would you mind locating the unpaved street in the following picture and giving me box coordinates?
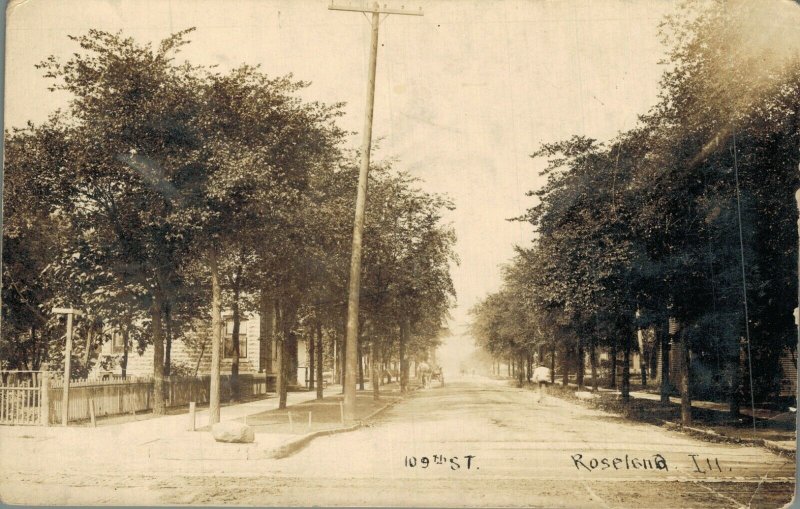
[2,377,795,507]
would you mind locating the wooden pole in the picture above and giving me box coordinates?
[329,0,423,423]
[189,401,196,431]
[62,312,74,426]
[341,5,379,423]
[40,370,50,426]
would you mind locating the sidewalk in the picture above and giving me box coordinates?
[553,379,792,419]
[1,381,415,468]
[545,380,796,453]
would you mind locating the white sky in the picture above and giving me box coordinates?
[5,0,675,361]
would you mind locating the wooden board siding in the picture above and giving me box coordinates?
[97,314,267,378]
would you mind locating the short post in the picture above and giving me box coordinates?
[308,411,312,430]
[288,411,294,432]
[40,370,50,427]
[188,402,196,431]
[339,401,344,424]
[89,399,97,427]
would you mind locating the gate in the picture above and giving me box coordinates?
[0,371,45,425]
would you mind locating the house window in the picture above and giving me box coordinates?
[111,332,125,354]
[224,320,248,358]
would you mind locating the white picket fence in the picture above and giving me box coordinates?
[46,373,273,425]
[0,371,44,425]
[0,371,275,426]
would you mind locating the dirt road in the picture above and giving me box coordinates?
[1,377,795,507]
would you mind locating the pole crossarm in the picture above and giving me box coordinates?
[51,307,83,316]
[328,2,423,16]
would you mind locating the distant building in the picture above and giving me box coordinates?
[93,311,310,387]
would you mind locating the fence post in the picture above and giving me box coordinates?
[40,370,50,427]
[89,399,97,427]
[189,402,196,431]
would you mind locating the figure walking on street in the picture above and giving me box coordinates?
[532,365,552,403]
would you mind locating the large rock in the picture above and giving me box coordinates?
[574,391,599,400]
[211,421,255,443]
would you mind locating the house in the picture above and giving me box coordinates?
[94,311,310,387]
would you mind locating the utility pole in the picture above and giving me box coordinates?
[329,1,422,421]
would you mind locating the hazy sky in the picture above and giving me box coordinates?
[6,0,676,365]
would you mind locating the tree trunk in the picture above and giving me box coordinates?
[276,302,287,409]
[259,292,275,387]
[576,341,585,389]
[526,353,532,382]
[561,345,569,386]
[288,325,299,385]
[308,323,316,391]
[164,303,172,377]
[340,314,347,392]
[609,340,617,389]
[729,339,742,418]
[151,295,166,416]
[121,325,129,379]
[679,330,692,425]
[590,338,598,392]
[276,328,286,409]
[281,303,299,407]
[333,335,339,385]
[230,274,242,402]
[649,332,659,384]
[357,338,364,390]
[84,322,94,367]
[660,323,671,405]
[30,327,39,371]
[622,336,631,403]
[638,328,647,388]
[399,320,408,392]
[208,251,223,425]
[371,341,380,400]
[550,343,556,384]
[316,317,324,400]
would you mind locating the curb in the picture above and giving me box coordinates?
[547,388,797,457]
[265,395,406,460]
[659,419,796,457]
[763,440,797,456]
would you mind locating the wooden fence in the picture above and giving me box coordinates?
[46,373,275,425]
[0,372,43,425]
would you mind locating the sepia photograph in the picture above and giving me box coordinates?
[0,0,798,507]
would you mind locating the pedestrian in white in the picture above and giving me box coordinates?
[531,365,552,403]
